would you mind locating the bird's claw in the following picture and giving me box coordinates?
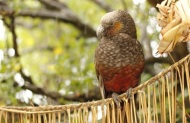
[112,93,122,108]
[126,87,132,99]
[112,88,133,107]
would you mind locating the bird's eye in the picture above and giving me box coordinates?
[110,22,114,26]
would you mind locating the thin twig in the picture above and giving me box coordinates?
[168,53,176,63]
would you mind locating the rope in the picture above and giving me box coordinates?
[0,54,189,114]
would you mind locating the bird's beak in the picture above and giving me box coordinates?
[96,25,104,39]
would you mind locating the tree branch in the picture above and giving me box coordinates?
[2,17,19,57]
[90,0,113,12]
[144,56,173,75]
[0,4,96,38]
[145,57,173,65]
[21,82,101,102]
[3,16,36,85]
[38,0,68,10]
[37,0,97,37]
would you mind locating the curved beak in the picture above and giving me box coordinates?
[96,25,104,39]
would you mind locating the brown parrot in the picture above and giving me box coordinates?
[95,10,145,105]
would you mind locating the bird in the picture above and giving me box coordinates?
[94,10,145,106]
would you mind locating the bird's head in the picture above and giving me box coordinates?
[97,10,137,39]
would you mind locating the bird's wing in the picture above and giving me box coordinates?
[95,61,106,99]
[120,32,145,76]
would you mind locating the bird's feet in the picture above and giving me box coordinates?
[126,87,132,99]
[112,88,133,107]
[112,93,122,108]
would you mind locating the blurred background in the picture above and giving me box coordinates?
[0,0,189,106]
